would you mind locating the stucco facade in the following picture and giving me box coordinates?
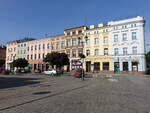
[84,24,112,72]
[5,16,146,73]
[6,41,17,70]
[64,26,87,71]
[110,16,146,73]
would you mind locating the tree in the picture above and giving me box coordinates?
[12,58,29,69]
[0,59,5,68]
[146,51,150,68]
[43,52,69,68]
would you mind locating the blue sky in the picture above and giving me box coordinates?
[0,0,150,51]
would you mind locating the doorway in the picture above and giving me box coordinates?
[86,61,91,72]
[123,62,128,71]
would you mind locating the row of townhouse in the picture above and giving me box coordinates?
[5,16,146,73]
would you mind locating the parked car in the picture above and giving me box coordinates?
[43,68,57,75]
[72,68,84,78]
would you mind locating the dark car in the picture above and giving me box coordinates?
[72,68,84,78]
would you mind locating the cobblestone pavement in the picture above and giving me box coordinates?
[0,74,150,113]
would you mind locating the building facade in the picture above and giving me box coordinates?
[6,41,17,70]
[64,26,87,71]
[27,35,65,71]
[84,23,112,72]
[16,42,28,59]
[110,16,146,73]
[5,16,146,73]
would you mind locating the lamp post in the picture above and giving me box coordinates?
[78,36,88,81]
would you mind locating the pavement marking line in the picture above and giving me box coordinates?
[0,84,90,111]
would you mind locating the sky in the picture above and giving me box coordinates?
[0,0,150,51]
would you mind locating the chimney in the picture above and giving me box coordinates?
[98,23,103,27]
[107,21,113,26]
[90,25,95,29]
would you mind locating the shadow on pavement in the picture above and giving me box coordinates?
[0,77,41,89]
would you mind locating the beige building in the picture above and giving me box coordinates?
[84,23,112,72]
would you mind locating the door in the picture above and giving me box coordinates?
[94,62,100,71]
[103,62,109,71]
[86,61,91,72]
[123,62,128,71]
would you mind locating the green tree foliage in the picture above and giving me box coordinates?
[146,51,150,68]
[12,58,29,68]
[43,52,69,68]
[0,59,5,67]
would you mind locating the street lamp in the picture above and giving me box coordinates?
[78,36,88,80]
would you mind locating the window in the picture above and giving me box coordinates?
[43,44,45,49]
[123,47,128,55]
[34,54,36,59]
[132,32,137,40]
[103,62,109,70]
[86,39,90,46]
[132,46,137,54]
[67,40,71,47]
[31,46,33,51]
[78,37,82,45]
[72,50,76,57]
[27,55,29,60]
[72,31,76,35]
[72,39,76,46]
[86,50,90,56]
[35,45,37,50]
[51,43,54,50]
[103,37,108,44]
[39,44,41,50]
[38,54,41,59]
[66,50,70,57]
[56,43,59,49]
[61,42,65,49]
[114,35,118,42]
[104,48,108,55]
[43,53,45,59]
[134,24,136,27]
[67,32,70,36]
[94,38,99,44]
[95,49,99,56]
[31,55,33,60]
[122,33,127,41]
[47,43,50,49]
[114,48,119,55]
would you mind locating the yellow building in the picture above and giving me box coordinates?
[84,23,112,72]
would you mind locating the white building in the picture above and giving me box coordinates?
[110,16,146,73]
